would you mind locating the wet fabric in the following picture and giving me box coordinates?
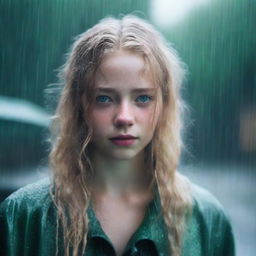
[0,178,235,256]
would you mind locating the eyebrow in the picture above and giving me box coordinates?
[94,88,157,93]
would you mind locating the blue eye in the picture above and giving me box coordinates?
[96,95,112,103]
[136,95,152,103]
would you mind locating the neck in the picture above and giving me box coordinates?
[90,151,152,195]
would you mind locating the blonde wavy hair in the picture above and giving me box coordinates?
[50,15,192,256]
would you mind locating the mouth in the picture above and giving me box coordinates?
[109,135,138,146]
[110,135,137,140]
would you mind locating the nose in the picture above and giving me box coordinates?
[114,101,134,128]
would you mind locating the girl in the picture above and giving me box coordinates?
[0,15,235,256]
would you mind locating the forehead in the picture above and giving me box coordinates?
[94,50,155,90]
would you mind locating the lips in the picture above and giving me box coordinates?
[109,135,138,146]
[110,135,137,140]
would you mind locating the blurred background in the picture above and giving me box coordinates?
[0,0,255,255]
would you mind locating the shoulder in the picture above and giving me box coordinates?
[187,183,235,256]
[190,183,232,229]
[0,178,59,255]
[0,178,52,215]
[191,183,225,215]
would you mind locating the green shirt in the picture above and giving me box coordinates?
[0,178,235,256]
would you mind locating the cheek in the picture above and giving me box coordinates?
[140,104,162,135]
[138,109,156,130]
[89,109,112,134]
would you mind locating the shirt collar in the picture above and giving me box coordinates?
[87,192,170,255]
[87,205,112,244]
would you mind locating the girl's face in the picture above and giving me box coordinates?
[88,50,161,160]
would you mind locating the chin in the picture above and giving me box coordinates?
[110,153,137,160]
[108,149,143,160]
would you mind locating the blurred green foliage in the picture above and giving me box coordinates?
[165,0,256,164]
[0,0,148,170]
[0,0,148,105]
[0,0,255,169]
